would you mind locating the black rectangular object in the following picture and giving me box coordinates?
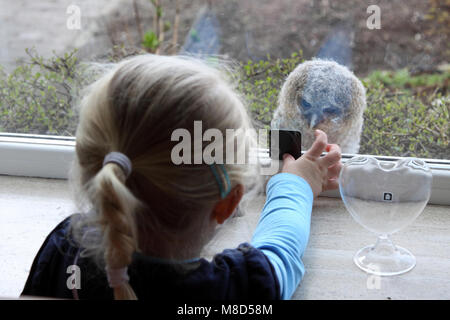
[269,129,302,160]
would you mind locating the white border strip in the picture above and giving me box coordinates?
[0,135,449,205]
[0,134,75,179]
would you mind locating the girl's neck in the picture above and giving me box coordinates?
[135,206,218,262]
[138,238,204,261]
[136,224,215,262]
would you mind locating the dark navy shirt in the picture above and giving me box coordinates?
[21,214,280,300]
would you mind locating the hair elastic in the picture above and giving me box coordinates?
[209,163,231,199]
[105,266,130,288]
[103,152,132,178]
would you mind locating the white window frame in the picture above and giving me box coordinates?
[0,133,75,179]
[1,133,449,205]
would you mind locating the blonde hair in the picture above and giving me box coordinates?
[69,55,260,300]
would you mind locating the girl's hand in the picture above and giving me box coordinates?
[281,129,342,198]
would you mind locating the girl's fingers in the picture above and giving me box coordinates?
[327,162,342,179]
[282,153,295,164]
[305,130,328,159]
[281,153,296,172]
[324,178,339,191]
[283,153,295,160]
[321,144,341,167]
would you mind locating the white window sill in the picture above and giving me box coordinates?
[1,175,449,299]
[1,133,449,205]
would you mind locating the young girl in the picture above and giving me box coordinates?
[21,55,341,300]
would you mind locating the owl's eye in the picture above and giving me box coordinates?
[300,98,312,110]
[323,106,342,116]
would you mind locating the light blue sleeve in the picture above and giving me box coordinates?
[251,172,314,300]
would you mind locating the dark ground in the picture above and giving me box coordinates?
[96,0,448,77]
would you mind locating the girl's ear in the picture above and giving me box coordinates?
[211,184,244,224]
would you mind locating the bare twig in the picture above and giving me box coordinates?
[155,0,164,54]
[158,1,165,53]
[149,0,163,54]
[412,122,441,136]
[152,0,158,33]
[133,0,143,41]
[418,140,429,155]
[171,0,180,55]
[123,16,134,48]
[380,132,409,136]
[103,17,119,47]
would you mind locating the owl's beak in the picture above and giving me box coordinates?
[308,113,320,129]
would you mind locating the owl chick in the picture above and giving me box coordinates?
[271,59,366,154]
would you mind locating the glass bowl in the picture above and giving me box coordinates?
[339,156,433,276]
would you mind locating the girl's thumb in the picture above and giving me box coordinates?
[282,153,295,163]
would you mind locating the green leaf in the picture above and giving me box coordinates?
[142,31,160,51]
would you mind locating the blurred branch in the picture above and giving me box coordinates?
[170,0,180,54]
[157,1,165,54]
[133,0,143,41]
[150,0,164,54]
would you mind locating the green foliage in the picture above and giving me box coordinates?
[365,68,450,90]
[0,49,447,159]
[164,21,172,32]
[142,30,160,52]
[236,51,304,129]
[140,0,172,54]
[360,79,449,159]
[237,52,448,159]
[0,48,97,135]
[190,29,200,42]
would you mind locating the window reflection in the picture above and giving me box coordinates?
[0,0,447,160]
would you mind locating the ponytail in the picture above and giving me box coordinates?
[90,162,140,300]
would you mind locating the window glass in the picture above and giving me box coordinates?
[0,0,448,160]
